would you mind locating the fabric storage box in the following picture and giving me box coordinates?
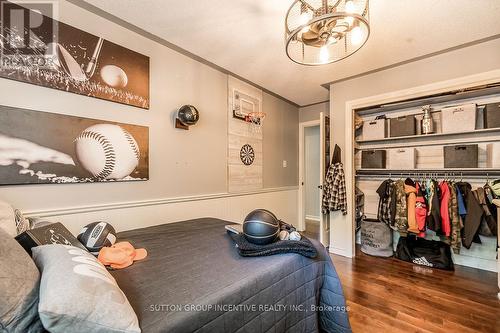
[15,222,87,255]
[389,116,416,137]
[361,150,386,169]
[388,148,416,169]
[360,218,393,257]
[484,103,500,129]
[487,143,500,168]
[441,103,476,133]
[361,119,386,141]
[443,144,478,168]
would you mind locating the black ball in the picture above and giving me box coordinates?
[243,209,280,245]
[177,105,200,126]
[77,221,117,254]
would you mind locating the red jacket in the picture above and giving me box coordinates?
[439,182,451,237]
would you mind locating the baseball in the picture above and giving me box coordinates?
[100,65,128,88]
[289,231,301,241]
[74,124,140,180]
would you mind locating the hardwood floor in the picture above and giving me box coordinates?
[330,247,500,333]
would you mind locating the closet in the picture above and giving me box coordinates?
[353,83,500,277]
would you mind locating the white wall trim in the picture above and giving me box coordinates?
[23,186,298,218]
[341,69,500,259]
[329,245,354,258]
[298,120,321,231]
[305,215,320,222]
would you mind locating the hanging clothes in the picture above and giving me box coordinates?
[376,180,393,225]
[474,187,497,237]
[439,182,451,237]
[448,182,461,254]
[456,182,484,249]
[415,182,428,233]
[426,180,442,233]
[394,180,408,234]
[404,179,419,234]
[322,162,347,215]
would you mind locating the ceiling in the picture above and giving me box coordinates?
[82,0,500,106]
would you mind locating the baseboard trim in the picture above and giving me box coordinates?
[24,186,298,218]
[305,215,320,222]
[329,246,354,258]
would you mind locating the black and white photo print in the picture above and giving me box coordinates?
[0,0,150,108]
[0,105,149,185]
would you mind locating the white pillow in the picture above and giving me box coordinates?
[0,200,16,237]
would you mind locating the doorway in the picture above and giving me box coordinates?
[304,125,320,240]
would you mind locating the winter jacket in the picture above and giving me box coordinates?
[474,187,497,237]
[394,180,408,234]
[456,182,484,249]
[426,180,442,233]
[448,182,461,254]
[376,180,393,225]
[404,183,418,234]
[439,182,451,237]
[415,182,427,233]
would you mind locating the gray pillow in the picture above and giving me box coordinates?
[0,228,44,332]
[32,244,140,333]
[0,200,16,237]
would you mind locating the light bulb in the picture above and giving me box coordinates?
[345,1,356,14]
[351,26,363,45]
[319,45,329,63]
[298,11,312,25]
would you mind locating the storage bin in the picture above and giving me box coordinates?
[443,144,478,168]
[361,119,386,141]
[360,218,393,257]
[389,116,416,137]
[484,103,500,129]
[388,148,416,169]
[487,143,500,168]
[361,150,386,169]
[441,103,476,133]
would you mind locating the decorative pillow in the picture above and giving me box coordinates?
[0,199,16,237]
[0,228,44,332]
[32,245,141,333]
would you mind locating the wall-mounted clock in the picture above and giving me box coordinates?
[240,144,255,166]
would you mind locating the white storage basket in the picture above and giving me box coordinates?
[388,148,416,169]
[441,103,476,133]
[487,143,500,168]
[361,119,386,141]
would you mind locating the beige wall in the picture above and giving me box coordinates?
[299,101,329,123]
[0,1,299,218]
[328,38,500,256]
[263,93,299,188]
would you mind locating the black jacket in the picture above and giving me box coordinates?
[456,182,484,249]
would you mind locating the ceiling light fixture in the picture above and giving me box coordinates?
[285,0,370,66]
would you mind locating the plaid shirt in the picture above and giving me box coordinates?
[322,162,347,215]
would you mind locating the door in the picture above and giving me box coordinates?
[319,112,330,246]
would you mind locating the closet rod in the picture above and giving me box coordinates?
[356,169,500,178]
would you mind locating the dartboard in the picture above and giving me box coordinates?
[240,144,255,165]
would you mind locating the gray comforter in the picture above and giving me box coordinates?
[110,218,351,333]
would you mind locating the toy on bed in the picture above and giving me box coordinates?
[98,241,147,269]
[227,209,317,258]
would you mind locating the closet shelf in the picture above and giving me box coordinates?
[356,168,500,177]
[356,127,500,145]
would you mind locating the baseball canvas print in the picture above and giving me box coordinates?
[0,0,150,108]
[0,105,149,185]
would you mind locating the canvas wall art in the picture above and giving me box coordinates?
[0,0,150,108]
[0,105,149,185]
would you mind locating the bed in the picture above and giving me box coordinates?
[110,218,351,333]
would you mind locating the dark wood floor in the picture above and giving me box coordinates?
[330,248,500,333]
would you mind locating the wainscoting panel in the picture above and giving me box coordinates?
[24,187,298,235]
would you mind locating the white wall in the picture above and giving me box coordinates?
[304,126,320,219]
[0,0,299,232]
[329,38,500,257]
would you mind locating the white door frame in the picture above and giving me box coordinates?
[298,119,320,232]
[341,69,500,262]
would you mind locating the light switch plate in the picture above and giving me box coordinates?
[282,160,287,168]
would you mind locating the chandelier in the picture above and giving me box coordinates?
[285,0,370,65]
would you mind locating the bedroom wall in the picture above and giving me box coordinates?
[299,101,329,123]
[328,38,500,257]
[0,0,299,230]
